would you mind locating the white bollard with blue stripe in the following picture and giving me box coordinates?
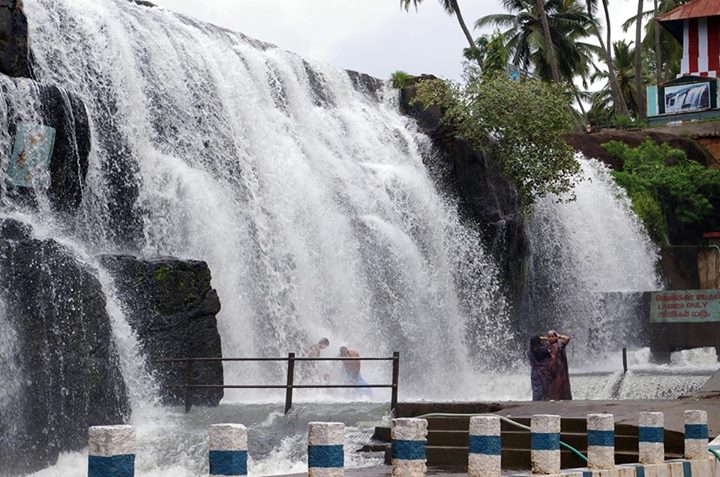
[308,422,344,477]
[209,424,247,476]
[88,425,136,477]
[468,416,501,477]
[684,410,708,460]
[587,413,614,470]
[638,411,664,464]
[391,418,428,476]
[531,414,560,475]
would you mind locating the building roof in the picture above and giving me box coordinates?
[657,0,720,42]
[657,0,720,22]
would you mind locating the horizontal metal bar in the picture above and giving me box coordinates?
[152,356,394,363]
[168,384,395,389]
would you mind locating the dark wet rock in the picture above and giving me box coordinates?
[129,0,156,7]
[1,76,91,214]
[346,70,384,100]
[0,218,130,476]
[100,255,224,406]
[0,0,33,79]
[303,60,334,107]
[398,77,528,314]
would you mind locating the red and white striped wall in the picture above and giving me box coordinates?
[681,16,720,78]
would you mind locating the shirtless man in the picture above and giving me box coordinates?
[308,338,329,358]
[339,346,372,397]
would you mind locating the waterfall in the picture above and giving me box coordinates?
[20,0,511,400]
[525,158,663,360]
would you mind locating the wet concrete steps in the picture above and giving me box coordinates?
[391,415,685,470]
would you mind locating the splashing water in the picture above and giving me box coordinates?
[21,0,511,400]
[524,158,662,358]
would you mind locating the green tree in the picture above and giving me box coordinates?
[413,75,581,205]
[605,140,720,244]
[590,40,642,117]
[535,0,561,81]
[584,0,630,115]
[401,0,481,66]
[475,32,510,76]
[476,0,598,85]
[634,0,646,119]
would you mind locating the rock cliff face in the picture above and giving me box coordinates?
[100,255,224,406]
[398,80,529,312]
[0,218,130,476]
[2,76,92,213]
[0,0,33,78]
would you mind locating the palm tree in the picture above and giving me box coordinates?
[477,0,598,84]
[535,0,561,81]
[590,40,642,115]
[635,0,647,119]
[401,0,481,66]
[624,0,690,85]
[585,0,630,115]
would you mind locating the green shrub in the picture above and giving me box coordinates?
[604,140,720,244]
[413,74,579,206]
[390,71,414,89]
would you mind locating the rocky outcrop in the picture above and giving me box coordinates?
[398,78,528,309]
[100,255,224,406]
[564,129,714,169]
[0,218,130,476]
[2,75,92,214]
[0,0,33,78]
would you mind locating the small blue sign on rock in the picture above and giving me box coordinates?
[7,122,56,189]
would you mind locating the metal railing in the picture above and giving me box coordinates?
[153,352,400,414]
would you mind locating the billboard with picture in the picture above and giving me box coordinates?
[664,82,711,114]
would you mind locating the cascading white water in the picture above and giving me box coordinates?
[526,158,663,359]
[21,0,511,400]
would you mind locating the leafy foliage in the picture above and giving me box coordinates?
[414,75,581,206]
[473,32,510,77]
[605,140,720,244]
[391,71,414,89]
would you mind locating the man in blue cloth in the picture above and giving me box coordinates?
[339,346,372,398]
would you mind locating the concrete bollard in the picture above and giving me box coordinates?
[684,410,709,460]
[638,411,664,464]
[209,424,248,476]
[531,415,561,475]
[308,422,344,477]
[391,418,428,477]
[88,425,136,477]
[468,416,501,477]
[587,414,615,470]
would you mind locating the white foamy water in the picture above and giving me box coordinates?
[525,158,663,358]
[21,0,511,402]
[0,0,685,474]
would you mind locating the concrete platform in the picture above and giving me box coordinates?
[397,394,720,436]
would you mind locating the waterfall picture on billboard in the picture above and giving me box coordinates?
[664,82,711,114]
[6,122,56,189]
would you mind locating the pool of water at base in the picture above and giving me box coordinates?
[30,402,389,477]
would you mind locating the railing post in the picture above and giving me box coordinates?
[185,359,193,413]
[391,351,400,412]
[285,352,295,415]
[622,347,628,374]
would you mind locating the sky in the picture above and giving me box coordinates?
[149,0,644,83]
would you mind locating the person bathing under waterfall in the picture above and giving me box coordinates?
[339,346,372,398]
[528,331,572,401]
[303,337,330,383]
